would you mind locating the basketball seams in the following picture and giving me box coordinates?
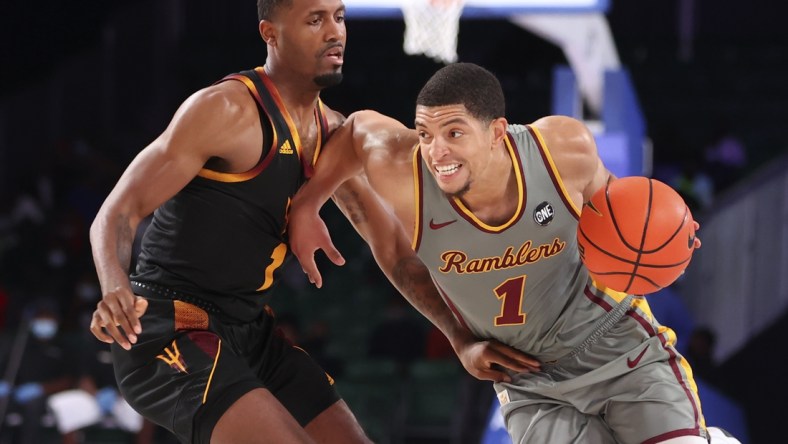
[577,177,696,295]
[605,180,645,254]
[578,226,693,269]
[622,179,654,292]
[640,206,690,254]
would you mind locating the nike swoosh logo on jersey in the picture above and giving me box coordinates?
[429,219,457,230]
[626,347,649,368]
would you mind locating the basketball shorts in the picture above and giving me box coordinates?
[111,286,340,444]
[494,310,708,443]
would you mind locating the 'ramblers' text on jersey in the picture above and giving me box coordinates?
[132,67,330,322]
[412,124,631,362]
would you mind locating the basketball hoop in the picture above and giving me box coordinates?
[401,0,465,64]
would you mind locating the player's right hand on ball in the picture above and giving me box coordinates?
[90,286,148,350]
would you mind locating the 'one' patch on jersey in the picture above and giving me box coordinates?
[533,201,555,226]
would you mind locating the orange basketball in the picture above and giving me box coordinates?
[577,177,696,295]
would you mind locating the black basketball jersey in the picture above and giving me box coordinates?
[131,67,331,322]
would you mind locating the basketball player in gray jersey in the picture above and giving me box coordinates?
[289,63,740,443]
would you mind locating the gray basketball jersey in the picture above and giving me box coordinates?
[413,124,632,362]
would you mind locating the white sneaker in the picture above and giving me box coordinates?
[708,427,742,444]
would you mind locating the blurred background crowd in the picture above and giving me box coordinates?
[0,0,786,443]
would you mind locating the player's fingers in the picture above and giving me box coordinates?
[132,297,148,334]
[96,304,132,350]
[302,259,323,289]
[475,367,511,383]
[302,259,323,288]
[119,294,143,336]
[134,296,149,317]
[489,341,541,370]
[90,312,115,344]
[487,350,538,374]
[105,297,138,345]
[322,241,346,267]
[693,220,700,231]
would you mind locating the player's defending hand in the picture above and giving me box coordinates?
[288,195,345,288]
[455,338,541,383]
[90,286,148,350]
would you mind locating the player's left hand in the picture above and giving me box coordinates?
[455,339,540,383]
[288,195,345,288]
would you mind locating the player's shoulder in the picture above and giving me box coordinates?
[530,115,596,156]
[350,109,406,129]
[351,110,415,144]
[181,81,258,124]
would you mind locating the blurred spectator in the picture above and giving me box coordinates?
[669,155,715,214]
[704,120,748,192]
[62,271,103,333]
[45,336,156,444]
[367,292,426,373]
[0,302,75,444]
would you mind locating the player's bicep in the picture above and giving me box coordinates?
[108,139,208,221]
[101,89,240,222]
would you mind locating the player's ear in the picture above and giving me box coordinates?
[490,117,508,147]
[259,20,277,46]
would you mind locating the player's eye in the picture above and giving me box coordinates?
[449,130,463,138]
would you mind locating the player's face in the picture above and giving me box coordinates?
[267,0,346,87]
[415,104,496,198]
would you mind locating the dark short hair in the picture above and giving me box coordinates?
[258,0,292,21]
[416,63,505,123]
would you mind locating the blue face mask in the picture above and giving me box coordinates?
[30,318,58,340]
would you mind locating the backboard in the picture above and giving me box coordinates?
[343,0,610,18]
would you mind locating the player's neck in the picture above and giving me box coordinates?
[457,148,518,225]
[264,65,322,121]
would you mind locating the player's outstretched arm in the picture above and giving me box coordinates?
[90,82,256,349]
[289,110,412,286]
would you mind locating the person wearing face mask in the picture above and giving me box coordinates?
[0,303,76,444]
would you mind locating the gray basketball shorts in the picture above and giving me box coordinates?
[493,313,708,444]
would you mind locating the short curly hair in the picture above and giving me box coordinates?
[416,63,505,123]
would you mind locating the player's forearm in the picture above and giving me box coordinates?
[298,118,365,207]
[89,208,137,294]
[379,245,472,351]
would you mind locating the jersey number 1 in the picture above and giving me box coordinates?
[494,275,527,326]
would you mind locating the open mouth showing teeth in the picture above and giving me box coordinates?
[326,48,343,59]
[435,164,461,175]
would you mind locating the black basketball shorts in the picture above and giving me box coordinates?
[111,294,340,444]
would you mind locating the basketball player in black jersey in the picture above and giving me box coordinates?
[88,1,537,443]
[87,0,366,442]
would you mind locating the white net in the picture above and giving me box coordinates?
[401,0,466,64]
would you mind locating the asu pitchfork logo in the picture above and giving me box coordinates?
[157,340,188,373]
